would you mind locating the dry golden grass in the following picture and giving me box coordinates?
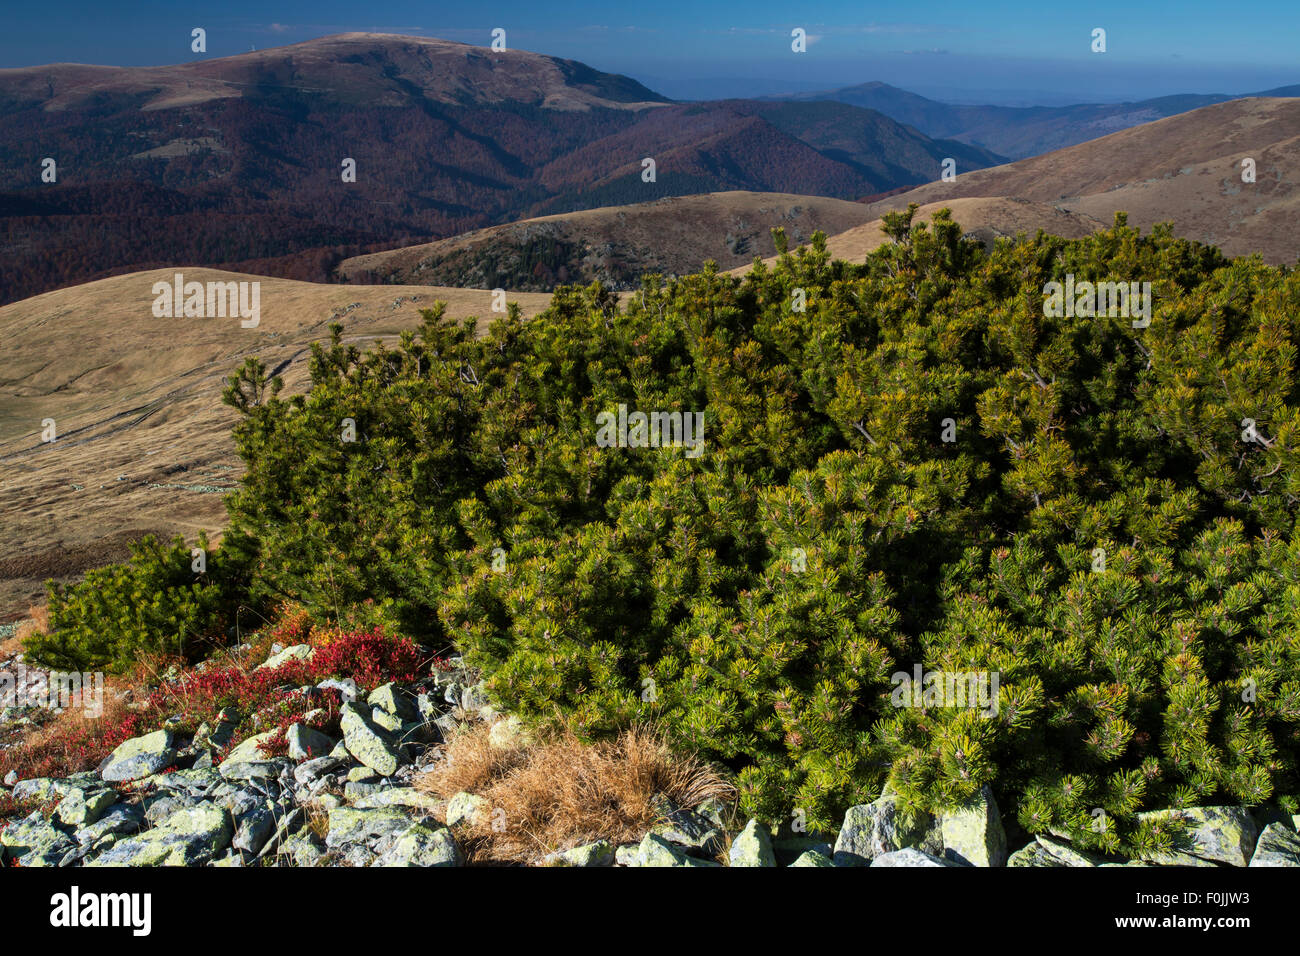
[418,723,736,864]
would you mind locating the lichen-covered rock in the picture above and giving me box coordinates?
[351,788,442,815]
[832,793,928,866]
[445,791,490,828]
[650,798,722,856]
[790,850,835,867]
[1248,823,1300,867]
[371,708,404,733]
[939,785,1007,867]
[100,730,176,783]
[0,811,76,866]
[286,723,336,761]
[280,829,326,867]
[12,776,75,803]
[87,803,233,867]
[367,683,416,720]
[55,787,117,827]
[75,804,145,846]
[1137,806,1260,866]
[634,832,721,867]
[728,819,776,867]
[374,823,462,867]
[325,806,416,849]
[543,839,616,867]
[1008,835,1100,867]
[258,643,313,670]
[872,848,960,867]
[340,702,404,777]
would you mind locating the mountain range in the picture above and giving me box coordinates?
[771,80,1300,159]
[0,33,1000,305]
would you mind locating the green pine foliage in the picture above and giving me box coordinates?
[47,206,1300,855]
[28,532,250,672]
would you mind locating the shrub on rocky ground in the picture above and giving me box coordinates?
[25,209,1300,857]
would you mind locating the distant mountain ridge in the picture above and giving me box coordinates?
[0,33,1001,305]
[771,80,1300,159]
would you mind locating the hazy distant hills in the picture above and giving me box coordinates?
[860,97,1300,265]
[0,32,1000,305]
[773,80,1300,159]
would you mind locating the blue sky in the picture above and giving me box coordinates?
[3,1,1297,104]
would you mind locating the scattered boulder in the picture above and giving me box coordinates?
[374,823,462,867]
[259,644,313,670]
[0,811,77,866]
[872,848,960,867]
[100,730,176,783]
[832,793,928,866]
[445,791,490,828]
[87,803,233,867]
[543,839,616,867]
[728,819,776,867]
[368,683,416,721]
[287,723,336,761]
[650,797,722,856]
[939,785,1007,867]
[325,806,416,850]
[1137,806,1260,867]
[633,832,721,867]
[789,850,835,867]
[1248,823,1300,867]
[340,702,405,776]
[55,787,117,827]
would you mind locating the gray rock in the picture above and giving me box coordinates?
[1137,806,1260,867]
[634,832,721,867]
[340,702,404,776]
[543,839,616,867]
[351,788,442,815]
[367,683,416,720]
[145,792,200,826]
[325,806,420,850]
[650,798,722,856]
[939,785,1007,867]
[100,730,177,783]
[872,848,960,867]
[445,791,490,828]
[0,811,76,866]
[12,776,74,802]
[317,677,357,702]
[151,767,221,797]
[258,644,313,670]
[728,819,776,867]
[87,803,233,867]
[1249,823,1300,867]
[790,850,836,867]
[279,829,326,867]
[286,723,336,761]
[833,793,928,866]
[76,804,145,846]
[374,823,462,867]
[55,787,117,827]
[344,781,386,801]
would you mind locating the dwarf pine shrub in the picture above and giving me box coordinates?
[27,532,252,673]
[46,207,1300,855]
